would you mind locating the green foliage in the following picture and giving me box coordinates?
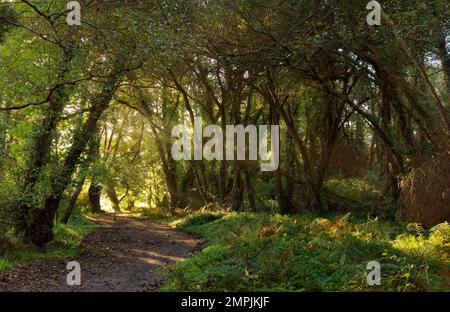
[0,209,96,272]
[162,213,449,291]
[0,5,17,43]
[171,212,224,228]
[324,177,395,217]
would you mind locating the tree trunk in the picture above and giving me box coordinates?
[429,3,450,95]
[15,51,74,236]
[243,168,256,212]
[229,163,243,211]
[151,127,181,209]
[278,107,324,211]
[378,71,402,203]
[105,181,120,213]
[23,77,118,246]
[383,13,450,136]
[88,182,102,213]
[61,176,86,224]
[87,127,102,214]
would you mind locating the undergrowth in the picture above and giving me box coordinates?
[162,212,449,292]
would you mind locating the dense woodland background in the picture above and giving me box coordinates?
[0,0,449,291]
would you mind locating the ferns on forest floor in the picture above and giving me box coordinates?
[161,212,450,292]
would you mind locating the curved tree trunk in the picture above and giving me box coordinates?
[15,51,74,238]
[61,176,86,224]
[24,77,118,246]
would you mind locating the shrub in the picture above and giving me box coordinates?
[398,152,450,227]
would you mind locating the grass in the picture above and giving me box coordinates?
[161,212,450,292]
[0,209,97,272]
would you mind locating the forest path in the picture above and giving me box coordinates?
[0,214,205,292]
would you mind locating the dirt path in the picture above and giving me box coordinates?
[0,214,205,292]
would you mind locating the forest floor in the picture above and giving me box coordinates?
[161,212,449,291]
[0,214,205,292]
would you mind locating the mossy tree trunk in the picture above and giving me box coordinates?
[24,78,118,246]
